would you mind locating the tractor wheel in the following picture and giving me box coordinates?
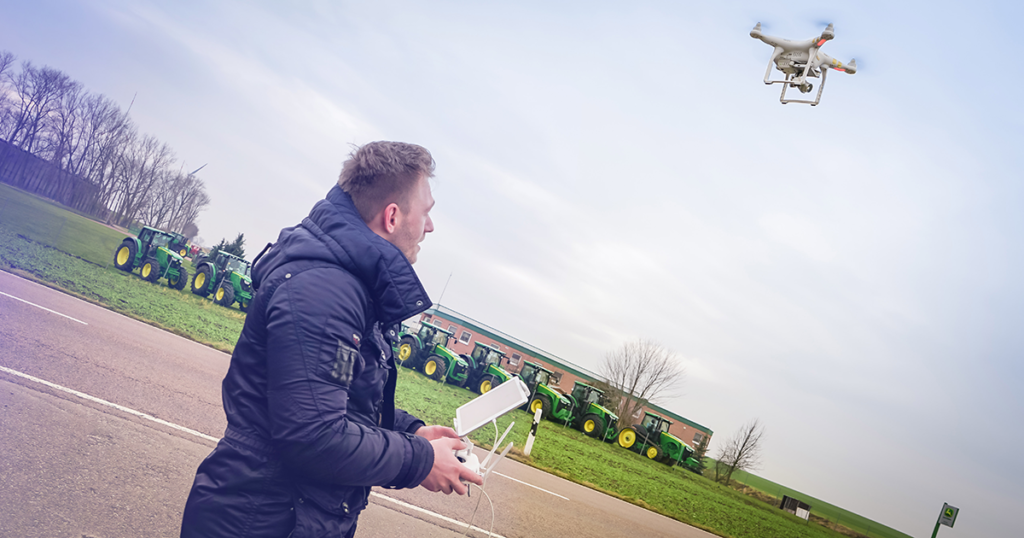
[397,336,420,369]
[113,241,137,272]
[215,283,236,307]
[179,247,188,257]
[239,298,249,313]
[646,444,664,462]
[140,259,161,282]
[422,355,447,381]
[603,422,618,442]
[581,414,606,439]
[528,395,551,420]
[617,427,637,449]
[169,268,189,290]
[477,375,498,394]
[192,266,212,297]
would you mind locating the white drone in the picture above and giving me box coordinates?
[750,22,857,105]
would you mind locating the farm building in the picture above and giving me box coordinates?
[411,305,713,447]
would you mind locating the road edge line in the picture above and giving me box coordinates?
[0,365,219,443]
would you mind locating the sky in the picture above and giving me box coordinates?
[2,1,1022,536]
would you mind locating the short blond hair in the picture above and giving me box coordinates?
[337,141,435,222]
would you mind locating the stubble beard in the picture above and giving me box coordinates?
[396,224,422,264]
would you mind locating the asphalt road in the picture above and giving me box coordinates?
[0,270,716,538]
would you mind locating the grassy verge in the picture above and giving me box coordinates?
[0,182,129,267]
[704,459,909,538]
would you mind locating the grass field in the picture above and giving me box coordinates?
[0,183,128,267]
[707,462,911,538]
[0,181,909,538]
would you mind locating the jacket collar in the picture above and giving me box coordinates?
[301,186,432,325]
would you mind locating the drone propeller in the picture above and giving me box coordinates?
[814,23,835,46]
[837,58,857,74]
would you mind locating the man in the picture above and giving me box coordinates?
[181,141,482,538]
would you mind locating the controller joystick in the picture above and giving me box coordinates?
[454,436,483,490]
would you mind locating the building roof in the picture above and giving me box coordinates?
[423,305,713,435]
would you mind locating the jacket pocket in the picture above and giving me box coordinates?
[290,484,367,538]
[328,339,357,387]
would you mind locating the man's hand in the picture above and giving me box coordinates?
[414,425,459,442]
[419,437,484,495]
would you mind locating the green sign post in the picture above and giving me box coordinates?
[930,502,959,538]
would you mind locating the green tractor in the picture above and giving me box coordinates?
[168,232,190,258]
[190,251,254,311]
[460,342,514,394]
[395,322,452,369]
[112,226,190,290]
[528,380,619,441]
[616,411,702,473]
[519,361,567,414]
[394,323,469,385]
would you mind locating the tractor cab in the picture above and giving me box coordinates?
[469,342,505,368]
[463,342,512,394]
[641,412,672,434]
[139,227,172,257]
[419,323,455,349]
[571,382,604,407]
[223,255,249,276]
[518,361,552,390]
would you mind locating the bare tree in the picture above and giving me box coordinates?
[0,50,17,135]
[137,167,210,233]
[0,51,15,81]
[713,418,766,486]
[600,339,685,424]
[82,100,135,212]
[108,133,175,227]
[3,63,79,153]
[38,81,86,169]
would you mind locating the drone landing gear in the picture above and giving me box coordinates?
[778,70,827,106]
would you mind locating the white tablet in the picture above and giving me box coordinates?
[453,378,530,437]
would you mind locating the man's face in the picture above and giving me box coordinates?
[393,175,435,264]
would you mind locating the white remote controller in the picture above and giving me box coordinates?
[454,436,482,485]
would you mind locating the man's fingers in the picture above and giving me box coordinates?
[437,426,459,439]
[459,466,484,486]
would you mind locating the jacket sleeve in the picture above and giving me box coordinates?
[394,409,426,434]
[265,268,434,489]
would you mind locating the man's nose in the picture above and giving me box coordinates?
[424,215,434,234]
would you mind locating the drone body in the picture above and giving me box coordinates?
[750,23,857,105]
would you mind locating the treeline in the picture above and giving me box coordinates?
[0,50,209,237]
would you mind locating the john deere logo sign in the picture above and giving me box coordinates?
[939,503,959,528]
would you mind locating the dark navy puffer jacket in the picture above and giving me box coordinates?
[181,186,434,538]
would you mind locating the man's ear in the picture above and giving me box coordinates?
[382,202,400,234]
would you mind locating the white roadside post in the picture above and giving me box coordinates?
[524,407,542,456]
